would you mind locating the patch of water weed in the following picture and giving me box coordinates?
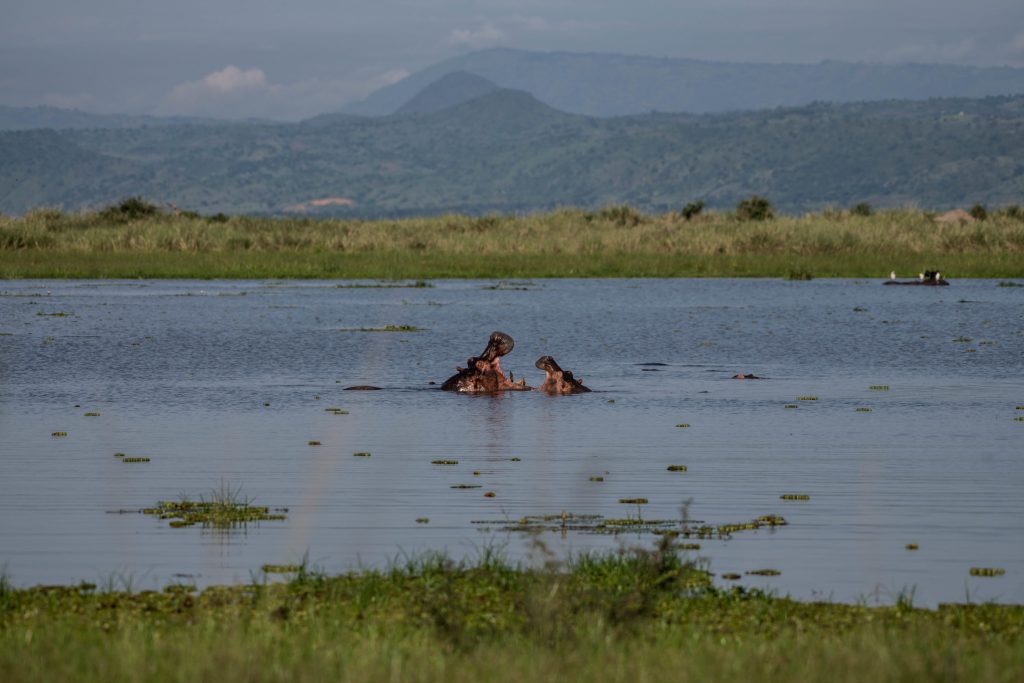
[869,385,890,390]
[261,564,303,574]
[451,484,481,489]
[620,498,649,505]
[341,325,424,332]
[36,311,71,317]
[483,491,496,498]
[51,431,67,437]
[142,483,286,529]
[83,412,100,416]
[952,336,973,343]
[352,452,371,457]
[721,573,742,580]
[997,281,1023,287]
[308,440,321,446]
[969,567,1005,577]
[325,407,349,414]
[906,544,919,550]
[335,281,433,289]
[122,457,150,463]
[746,569,781,576]
[675,423,690,428]
[432,460,458,465]
[482,281,536,290]
[784,404,798,408]
[797,396,818,401]
[415,517,429,524]
[667,465,688,472]
[856,407,873,412]
[780,494,810,501]
[589,476,605,482]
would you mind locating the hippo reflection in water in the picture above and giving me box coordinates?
[440,331,590,394]
[441,331,531,392]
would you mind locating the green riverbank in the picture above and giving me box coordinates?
[2,205,1023,279]
[2,548,1021,683]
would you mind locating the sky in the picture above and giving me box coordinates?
[3,0,1024,120]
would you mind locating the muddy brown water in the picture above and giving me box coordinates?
[1,278,1022,605]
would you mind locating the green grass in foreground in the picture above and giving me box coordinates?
[2,544,1022,683]
[2,206,1023,278]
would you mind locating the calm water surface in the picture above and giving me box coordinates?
[1,278,1022,605]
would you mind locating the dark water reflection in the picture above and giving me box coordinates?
[1,278,1022,604]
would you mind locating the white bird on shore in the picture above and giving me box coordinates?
[890,271,896,280]
[919,272,925,281]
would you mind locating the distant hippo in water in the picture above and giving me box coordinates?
[441,331,531,393]
[534,355,591,394]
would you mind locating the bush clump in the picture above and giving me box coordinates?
[850,202,873,216]
[969,203,988,221]
[99,197,160,223]
[735,195,774,222]
[598,205,643,227]
[680,200,705,221]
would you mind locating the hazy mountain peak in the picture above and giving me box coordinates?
[395,71,502,115]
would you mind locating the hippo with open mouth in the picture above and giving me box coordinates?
[534,355,591,394]
[441,331,531,392]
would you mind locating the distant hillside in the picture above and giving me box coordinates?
[396,72,502,115]
[343,48,1024,117]
[0,105,222,131]
[2,93,1023,216]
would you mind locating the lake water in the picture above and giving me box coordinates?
[1,278,1022,605]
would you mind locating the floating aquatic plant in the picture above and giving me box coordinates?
[589,476,605,482]
[856,407,873,412]
[51,431,67,437]
[113,452,125,457]
[415,518,429,524]
[797,396,818,401]
[619,498,649,504]
[970,568,1005,577]
[675,423,690,428]
[325,407,349,414]
[451,484,481,489]
[906,544,919,550]
[746,569,781,576]
[721,573,742,580]
[261,564,302,574]
[344,325,424,332]
[784,404,798,409]
[432,460,458,465]
[142,485,286,529]
[780,494,810,501]
[869,385,890,391]
[510,457,521,462]
[84,412,100,417]
[484,491,496,498]
[352,452,371,457]
[667,465,688,472]
[122,457,150,463]
[952,336,973,343]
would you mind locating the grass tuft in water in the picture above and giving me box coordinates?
[675,423,691,428]
[122,457,150,463]
[51,431,67,437]
[746,569,782,576]
[869,385,890,391]
[261,564,303,574]
[83,412,101,417]
[619,498,649,505]
[780,494,810,501]
[432,460,458,465]
[143,483,286,529]
[667,465,688,472]
[906,544,919,551]
[352,452,371,457]
[969,567,1006,577]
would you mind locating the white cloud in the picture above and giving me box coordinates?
[447,22,505,49]
[157,65,410,120]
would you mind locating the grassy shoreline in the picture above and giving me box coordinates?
[2,548,1022,683]
[3,206,1023,279]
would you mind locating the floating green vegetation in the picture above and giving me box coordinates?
[856,407,873,412]
[261,564,302,574]
[679,543,701,550]
[1014,416,1024,422]
[620,498,649,505]
[432,460,458,465]
[589,476,605,482]
[721,573,743,580]
[113,452,125,457]
[472,470,481,476]
[1016,406,1024,410]
[325,407,349,415]
[83,412,100,417]
[952,336,973,343]
[122,457,150,463]
[473,512,683,536]
[142,485,286,529]
[607,399,615,403]
[969,567,1006,577]
[36,311,70,316]
[415,517,429,524]
[352,452,371,457]
[483,281,535,291]
[784,404,798,409]
[869,385,890,391]
[675,423,690,428]
[451,484,481,489]
[345,325,424,332]
[998,281,1024,286]
[510,457,521,462]
[797,396,818,401]
[51,431,67,437]
[746,569,782,576]
[336,281,433,289]
[780,494,810,501]
[906,544,919,551]
[483,491,496,498]
[852,306,868,312]
[667,465,688,472]
[308,440,321,446]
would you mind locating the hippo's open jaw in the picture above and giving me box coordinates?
[535,355,561,374]
[534,355,590,394]
[480,331,514,362]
